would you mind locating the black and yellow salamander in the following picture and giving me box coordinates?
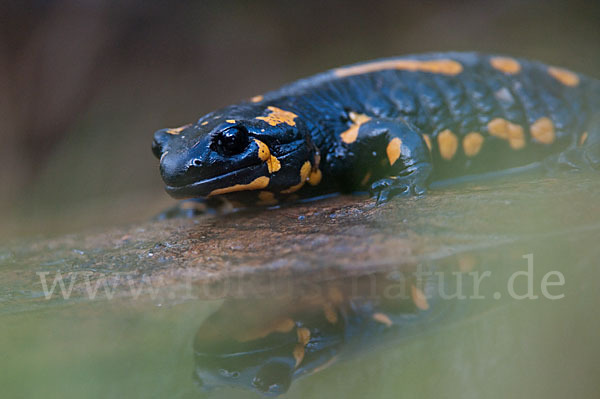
[152,52,600,211]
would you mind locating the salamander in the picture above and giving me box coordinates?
[152,52,600,211]
[192,273,444,396]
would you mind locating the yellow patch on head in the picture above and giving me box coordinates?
[200,121,209,126]
[257,191,277,206]
[166,123,191,135]
[579,131,588,147]
[308,169,322,186]
[548,66,579,87]
[490,56,521,74]
[250,95,264,103]
[530,117,555,145]
[487,118,526,149]
[422,134,432,151]
[386,137,403,166]
[462,132,484,157]
[225,119,236,123]
[254,139,281,173]
[334,59,463,78]
[256,106,298,126]
[340,112,371,144]
[253,139,271,161]
[437,129,458,160]
[280,161,312,194]
[372,312,393,327]
[411,284,429,311]
[208,176,269,197]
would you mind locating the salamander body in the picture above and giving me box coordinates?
[152,52,600,207]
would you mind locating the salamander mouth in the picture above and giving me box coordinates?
[165,163,269,199]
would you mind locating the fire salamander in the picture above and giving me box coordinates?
[192,273,446,396]
[152,52,600,212]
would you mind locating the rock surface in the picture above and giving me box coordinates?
[2,174,599,313]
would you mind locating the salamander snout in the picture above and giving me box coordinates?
[151,128,173,160]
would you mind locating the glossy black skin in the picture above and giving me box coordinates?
[153,52,600,207]
[192,274,440,396]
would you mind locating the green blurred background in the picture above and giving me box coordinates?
[2,0,599,238]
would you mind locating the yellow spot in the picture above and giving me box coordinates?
[292,327,311,368]
[208,176,270,196]
[323,303,338,324]
[487,118,509,139]
[281,161,311,194]
[508,124,526,149]
[334,59,463,78]
[411,284,429,311]
[256,106,298,126]
[166,123,191,135]
[250,95,264,103]
[422,134,432,151]
[340,112,371,144]
[437,129,458,160]
[579,131,588,147]
[372,312,393,327]
[489,56,521,74]
[236,317,295,342]
[548,66,580,87]
[293,344,305,368]
[200,121,209,126]
[267,155,281,173]
[308,169,322,186]
[253,139,271,161]
[297,327,311,346]
[159,151,168,162]
[254,139,281,173]
[225,119,236,124]
[487,118,526,149]
[386,137,402,165]
[257,191,277,206]
[360,171,372,186]
[530,117,555,144]
[462,132,484,157]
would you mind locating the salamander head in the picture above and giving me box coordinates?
[152,104,314,199]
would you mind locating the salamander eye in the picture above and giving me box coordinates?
[213,126,250,156]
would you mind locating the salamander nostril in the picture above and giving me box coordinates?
[152,139,163,159]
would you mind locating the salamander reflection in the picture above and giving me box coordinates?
[193,271,452,396]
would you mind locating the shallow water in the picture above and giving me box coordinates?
[1,173,599,398]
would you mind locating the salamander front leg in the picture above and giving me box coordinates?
[371,162,433,203]
[343,117,433,203]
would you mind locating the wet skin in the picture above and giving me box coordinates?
[152,52,600,210]
[192,273,439,396]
